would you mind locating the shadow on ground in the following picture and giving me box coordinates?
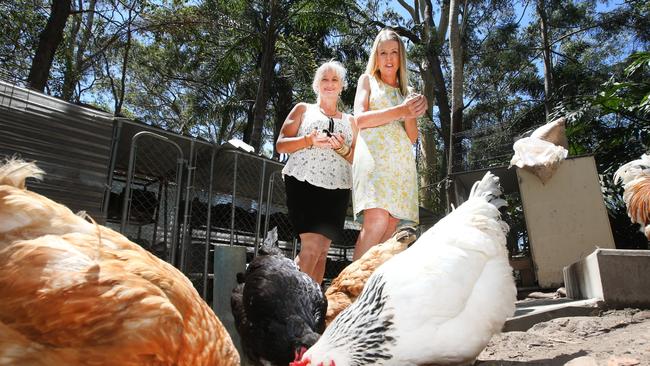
[477,350,588,365]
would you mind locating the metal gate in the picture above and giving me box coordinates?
[107,131,185,266]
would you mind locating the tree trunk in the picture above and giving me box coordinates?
[417,66,439,210]
[27,0,72,91]
[243,101,255,143]
[114,24,132,116]
[62,7,81,100]
[537,0,554,118]
[427,52,452,162]
[399,0,451,213]
[272,74,293,158]
[249,0,279,152]
[447,0,463,210]
[62,0,96,101]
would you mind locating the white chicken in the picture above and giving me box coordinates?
[290,172,517,366]
[510,117,569,184]
[614,153,650,240]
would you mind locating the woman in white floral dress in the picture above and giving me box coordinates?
[352,28,428,260]
[276,61,356,284]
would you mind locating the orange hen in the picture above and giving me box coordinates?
[614,153,650,240]
[323,227,416,326]
[0,158,240,366]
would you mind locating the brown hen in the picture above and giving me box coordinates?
[0,158,239,366]
[323,227,417,326]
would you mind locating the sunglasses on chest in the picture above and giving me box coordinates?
[323,117,334,137]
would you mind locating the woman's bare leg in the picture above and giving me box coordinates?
[352,208,390,260]
[379,215,399,243]
[296,232,331,282]
[312,241,331,284]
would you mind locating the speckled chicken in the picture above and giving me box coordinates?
[0,158,239,366]
[291,172,517,366]
[614,153,650,239]
[324,227,416,326]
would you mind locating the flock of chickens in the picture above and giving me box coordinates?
[0,134,648,365]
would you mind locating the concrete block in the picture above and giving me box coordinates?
[504,298,602,332]
[213,245,248,364]
[564,248,650,308]
[518,156,615,288]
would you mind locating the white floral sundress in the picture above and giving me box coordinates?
[352,75,419,225]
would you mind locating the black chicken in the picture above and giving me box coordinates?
[231,234,327,366]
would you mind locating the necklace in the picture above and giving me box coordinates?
[318,106,338,136]
[319,106,338,119]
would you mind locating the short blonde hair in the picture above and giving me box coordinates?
[365,28,409,96]
[312,60,348,95]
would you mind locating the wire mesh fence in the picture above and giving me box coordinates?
[105,132,184,267]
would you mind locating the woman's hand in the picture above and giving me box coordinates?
[402,93,428,119]
[308,129,332,149]
[329,132,344,149]
[330,133,352,160]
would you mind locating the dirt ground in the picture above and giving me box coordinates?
[477,308,650,365]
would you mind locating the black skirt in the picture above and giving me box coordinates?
[284,174,351,242]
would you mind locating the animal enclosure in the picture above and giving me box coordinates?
[0,80,364,306]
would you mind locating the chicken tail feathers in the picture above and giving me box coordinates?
[0,157,44,189]
[258,226,284,256]
[469,171,507,210]
[614,153,650,186]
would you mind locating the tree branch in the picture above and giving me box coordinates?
[366,20,422,43]
[437,0,450,44]
[397,0,417,21]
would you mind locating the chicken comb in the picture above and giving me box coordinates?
[289,347,310,366]
[289,360,309,366]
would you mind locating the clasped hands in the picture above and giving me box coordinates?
[402,93,428,119]
[305,129,351,158]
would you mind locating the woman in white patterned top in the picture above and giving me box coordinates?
[276,60,356,284]
[352,28,427,260]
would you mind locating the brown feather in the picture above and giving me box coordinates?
[625,179,650,239]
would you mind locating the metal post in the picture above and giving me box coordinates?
[120,140,138,233]
[253,160,266,254]
[229,152,238,246]
[170,155,185,267]
[101,119,122,223]
[203,147,217,299]
[179,140,195,271]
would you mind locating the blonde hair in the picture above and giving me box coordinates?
[365,28,409,96]
[312,60,348,95]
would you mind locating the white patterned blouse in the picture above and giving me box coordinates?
[282,103,353,190]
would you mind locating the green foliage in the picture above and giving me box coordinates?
[0,0,49,79]
[593,52,650,116]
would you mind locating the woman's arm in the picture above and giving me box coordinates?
[404,117,418,144]
[276,103,312,154]
[348,114,358,162]
[353,74,427,131]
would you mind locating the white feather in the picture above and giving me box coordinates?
[614,153,650,187]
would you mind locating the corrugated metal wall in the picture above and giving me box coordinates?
[0,81,114,220]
